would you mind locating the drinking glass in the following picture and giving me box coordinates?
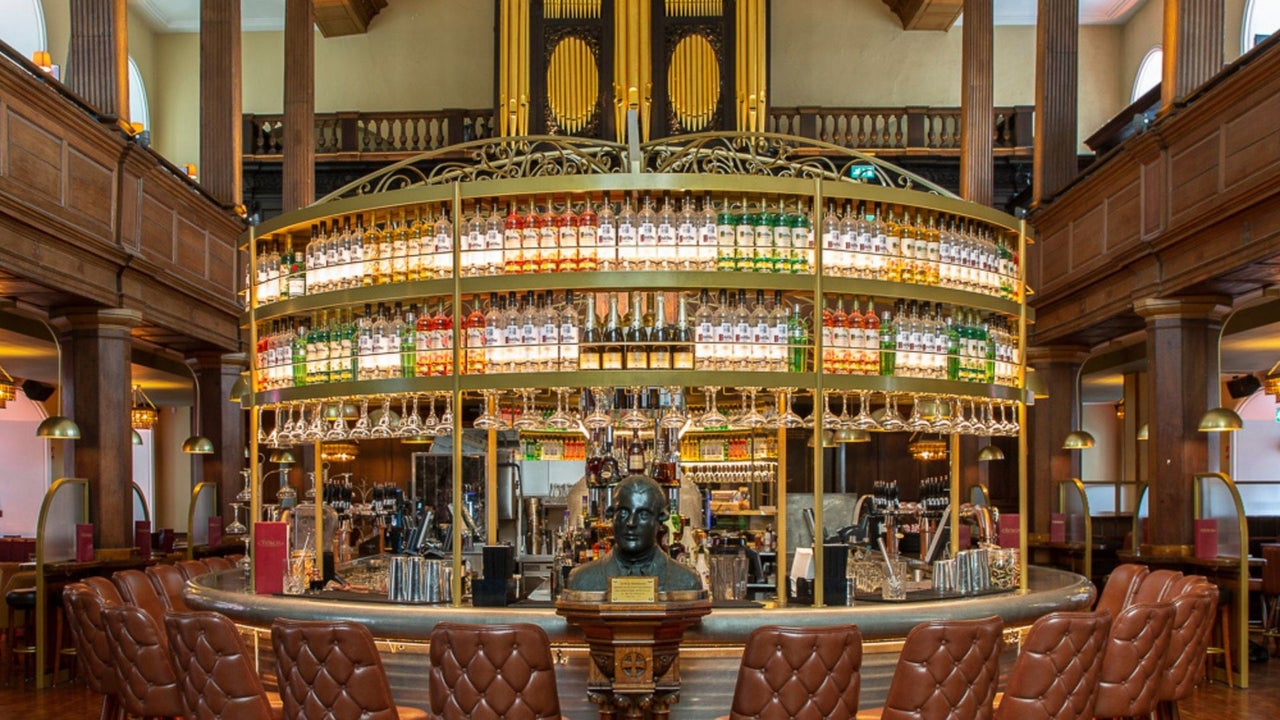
[777,388,805,429]
[619,387,649,430]
[851,392,877,430]
[659,386,688,430]
[370,397,395,438]
[512,390,540,431]
[697,386,728,429]
[435,393,454,435]
[545,387,575,430]
[584,387,614,429]
[736,387,766,429]
[398,396,425,437]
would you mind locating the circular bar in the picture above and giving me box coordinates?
[189,565,1093,719]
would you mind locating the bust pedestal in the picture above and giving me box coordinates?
[556,590,711,720]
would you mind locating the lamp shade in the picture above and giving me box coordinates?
[132,429,143,445]
[228,372,249,402]
[1198,407,1243,432]
[182,435,215,454]
[1025,368,1050,399]
[37,415,81,439]
[833,427,870,443]
[1062,430,1096,449]
[269,449,296,464]
[977,445,1005,461]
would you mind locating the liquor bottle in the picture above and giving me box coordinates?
[540,290,559,372]
[735,198,754,271]
[579,295,601,370]
[386,303,405,379]
[464,298,486,375]
[522,199,541,275]
[832,297,850,374]
[821,298,836,374]
[752,200,773,272]
[787,302,808,373]
[616,194,638,271]
[769,290,788,371]
[415,302,433,377]
[503,202,523,274]
[649,292,672,369]
[697,193,718,271]
[772,200,792,274]
[676,192,698,270]
[883,210,902,283]
[303,224,320,296]
[288,238,306,299]
[848,298,865,374]
[432,302,453,376]
[656,192,678,270]
[364,214,386,285]
[672,293,694,370]
[520,291,540,372]
[693,288,714,369]
[328,310,346,382]
[558,197,580,273]
[433,209,453,279]
[627,431,647,475]
[484,204,504,276]
[751,289,770,370]
[407,210,425,281]
[945,313,960,381]
[401,303,418,378]
[560,290,579,371]
[790,200,813,273]
[484,293,504,373]
[602,293,624,370]
[502,292,521,374]
[463,201,485,277]
[597,193,617,271]
[291,318,308,387]
[625,292,648,370]
[714,289,733,371]
[390,212,409,283]
[371,305,392,379]
[733,289,751,370]
[715,198,736,271]
[879,306,896,376]
[540,198,559,274]
[577,197,599,272]
[863,299,881,375]
[637,194,659,270]
[823,202,844,275]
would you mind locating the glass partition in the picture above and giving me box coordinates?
[187,481,218,558]
[968,484,990,507]
[132,481,150,523]
[1193,472,1249,689]
[1056,478,1091,579]
[35,477,89,688]
[1132,483,1149,552]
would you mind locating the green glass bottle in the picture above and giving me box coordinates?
[879,308,896,376]
[787,303,808,372]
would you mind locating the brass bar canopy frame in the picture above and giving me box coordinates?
[1193,471,1250,689]
[1056,478,1092,581]
[35,477,89,688]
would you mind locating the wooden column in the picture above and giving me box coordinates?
[65,0,129,123]
[200,0,243,206]
[60,308,143,551]
[1032,0,1078,204]
[1026,346,1088,537]
[1162,0,1224,109]
[282,0,316,211]
[191,352,246,525]
[960,0,994,206]
[1134,297,1228,555]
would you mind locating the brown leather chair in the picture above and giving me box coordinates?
[102,602,186,719]
[202,556,234,572]
[178,559,212,580]
[1132,569,1184,605]
[272,618,429,720]
[429,622,565,720]
[148,564,193,612]
[61,582,121,720]
[1094,563,1149,619]
[860,616,1002,720]
[722,624,862,720]
[1156,578,1219,720]
[1093,601,1176,719]
[165,610,276,720]
[83,575,125,604]
[112,568,170,632]
[1261,544,1280,656]
[992,610,1111,720]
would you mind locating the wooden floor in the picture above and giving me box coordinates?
[0,651,1278,720]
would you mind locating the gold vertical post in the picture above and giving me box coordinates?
[451,182,465,607]
[487,424,499,545]
[1017,220,1029,593]
[248,224,261,570]
[812,177,825,607]
[775,391,788,606]
[639,0,651,141]
[949,433,961,554]
[314,437,323,575]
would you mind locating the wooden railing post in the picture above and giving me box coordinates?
[1012,105,1035,147]
[905,106,927,148]
[337,112,360,154]
[446,109,465,145]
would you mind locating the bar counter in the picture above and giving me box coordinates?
[188,565,1093,718]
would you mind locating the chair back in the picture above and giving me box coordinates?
[272,617,401,720]
[881,616,1002,720]
[726,624,862,720]
[83,575,124,604]
[165,610,275,720]
[112,568,169,631]
[1159,580,1219,703]
[61,583,117,696]
[1093,602,1175,718]
[1131,569,1183,604]
[148,564,192,612]
[994,610,1111,720]
[179,559,212,580]
[1094,564,1148,619]
[429,621,564,720]
[202,556,234,572]
[102,602,185,719]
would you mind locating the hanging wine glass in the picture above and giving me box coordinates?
[851,391,877,430]
[837,392,854,430]
[325,403,351,440]
[878,394,906,432]
[735,387,765,429]
[302,403,326,441]
[370,397,395,438]
[256,406,268,445]
[907,397,932,432]
[953,399,975,435]
[545,387,575,430]
[435,393,454,435]
[226,471,249,536]
[349,398,372,439]
[619,387,650,430]
[999,403,1018,436]
[821,391,841,430]
[423,393,442,433]
[584,387,614,430]
[513,389,540,431]
[276,468,297,503]
[473,390,504,430]
[698,386,728,429]
[399,395,425,437]
[778,388,805,429]
[264,406,282,448]
[279,404,298,444]
[659,386,688,430]
[235,467,253,503]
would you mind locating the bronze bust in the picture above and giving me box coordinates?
[566,475,702,592]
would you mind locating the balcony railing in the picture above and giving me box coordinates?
[243,105,1034,160]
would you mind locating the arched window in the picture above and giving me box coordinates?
[1132,47,1163,103]
[128,56,150,130]
[1242,0,1280,53]
[0,0,47,64]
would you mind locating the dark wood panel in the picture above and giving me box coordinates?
[4,108,63,202]
[65,148,115,235]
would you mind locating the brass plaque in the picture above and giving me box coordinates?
[608,576,658,603]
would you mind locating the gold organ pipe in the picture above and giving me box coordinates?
[756,0,766,131]
[614,1,625,139]
[641,0,652,140]
[735,3,745,129]
[519,0,530,135]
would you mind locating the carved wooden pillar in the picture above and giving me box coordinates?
[1162,0,1224,109]
[190,352,245,525]
[1032,0,1078,203]
[283,0,315,211]
[960,0,994,206]
[60,308,143,550]
[200,0,243,206]
[1134,297,1228,555]
[65,0,129,123]
[1026,346,1088,536]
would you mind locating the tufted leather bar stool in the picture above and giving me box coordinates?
[1094,564,1149,620]
[721,624,862,720]
[83,576,124,604]
[1131,569,1184,605]
[63,583,122,720]
[164,610,281,720]
[201,556,234,572]
[3,570,36,677]
[857,615,1002,720]
[428,621,566,720]
[992,610,1111,720]
[178,560,213,580]
[272,618,429,720]
[1093,601,1176,719]
[1260,544,1280,657]
[148,565,193,612]
[1155,578,1218,720]
[113,568,171,631]
[102,603,186,719]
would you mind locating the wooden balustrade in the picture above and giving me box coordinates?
[242,105,1033,159]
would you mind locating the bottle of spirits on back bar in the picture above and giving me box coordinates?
[579,295,601,370]
[602,293,624,370]
[650,292,671,370]
[673,293,694,370]
[625,292,648,370]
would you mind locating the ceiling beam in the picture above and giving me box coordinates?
[312,0,388,37]
[881,0,964,31]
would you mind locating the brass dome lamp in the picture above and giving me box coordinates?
[182,362,214,454]
[1062,430,1096,449]
[1197,407,1243,432]
[31,314,80,440]
[977,445,1005,461]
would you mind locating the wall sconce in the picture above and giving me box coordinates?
[1062,430,1096,449]
[130,384,159,429]
[0,364,16,409]
[1114,400,1125,421]
[182,363,214,454]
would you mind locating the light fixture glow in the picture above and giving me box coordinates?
[1062,430,1096,449]
[1137,423,1149,441]
[977,445,1005,461]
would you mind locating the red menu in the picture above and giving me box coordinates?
[1049,513,1066,543]
[207,516,223,547]
[134,520,152,558]
[75,524,94,562]
[1194,519,1219,559]
[997,513,1021,548]
[253,522,289,595]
